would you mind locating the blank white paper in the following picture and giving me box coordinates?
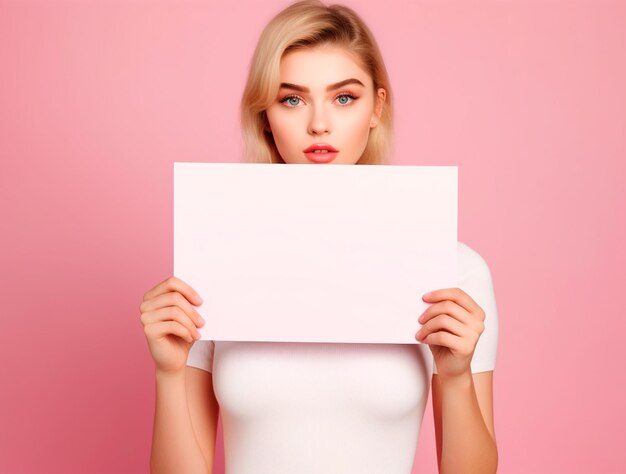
[173,162,457,344]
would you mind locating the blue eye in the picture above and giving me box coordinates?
[279,93,358,108]
[337,94,354,105]
[286,96,301,106]
[280,95,302,107]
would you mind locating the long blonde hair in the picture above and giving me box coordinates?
[240,0,394,165]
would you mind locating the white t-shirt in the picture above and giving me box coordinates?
[186,240,499,473]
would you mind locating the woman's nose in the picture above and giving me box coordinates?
[307,106,330,135]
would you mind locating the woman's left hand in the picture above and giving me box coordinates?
[415,287,485,380]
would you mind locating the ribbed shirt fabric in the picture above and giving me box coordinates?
[186,240,499,473]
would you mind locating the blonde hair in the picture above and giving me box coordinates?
[240,0,394,165]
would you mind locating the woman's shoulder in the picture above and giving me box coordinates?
[457,240,494,286]
[457,241,499,372]
[456,240,499,346]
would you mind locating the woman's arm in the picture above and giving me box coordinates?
[150,368,215,473]
[416,287,498,473]
[432,370,497,473]
[186,367,220,471]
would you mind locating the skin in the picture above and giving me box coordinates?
[264,45,386,165]
[419,289,498,473]
[145,45,497,474]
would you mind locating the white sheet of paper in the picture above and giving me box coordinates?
[174,162,457,344]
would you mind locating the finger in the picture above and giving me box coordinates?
[421,331,464,352]
[142,306,201,340]
[422,287,480,314]
[141,291,205,328]
[146,320,196,344]
[417,314,469,340]
[143,276,203,307]
[419,300,472,326]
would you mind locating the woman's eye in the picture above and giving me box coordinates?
[336,94,356,105]
[280,93,357,108]
[280,95,302,107]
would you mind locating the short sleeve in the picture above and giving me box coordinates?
[433,241,499,374]
[186,340,215,373]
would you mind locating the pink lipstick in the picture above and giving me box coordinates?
[303,143,339,163]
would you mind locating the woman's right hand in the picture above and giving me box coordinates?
[139,276,205,374]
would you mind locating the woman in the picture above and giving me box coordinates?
[140,1,499,472]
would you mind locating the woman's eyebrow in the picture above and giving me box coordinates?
[279,78,365,93]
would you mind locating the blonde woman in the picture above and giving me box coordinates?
[140,1,499,472]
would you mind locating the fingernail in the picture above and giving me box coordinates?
[196,295,203,305]
[199,316,205,326]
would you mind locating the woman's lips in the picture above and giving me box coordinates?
[302,143,339,163]
[303,143,338,153]
[304,150,338,163]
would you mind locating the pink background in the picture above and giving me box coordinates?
[1,0,624,473]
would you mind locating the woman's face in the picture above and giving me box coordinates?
[265,45,386,165]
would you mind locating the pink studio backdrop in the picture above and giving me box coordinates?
[1,1,625,473]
